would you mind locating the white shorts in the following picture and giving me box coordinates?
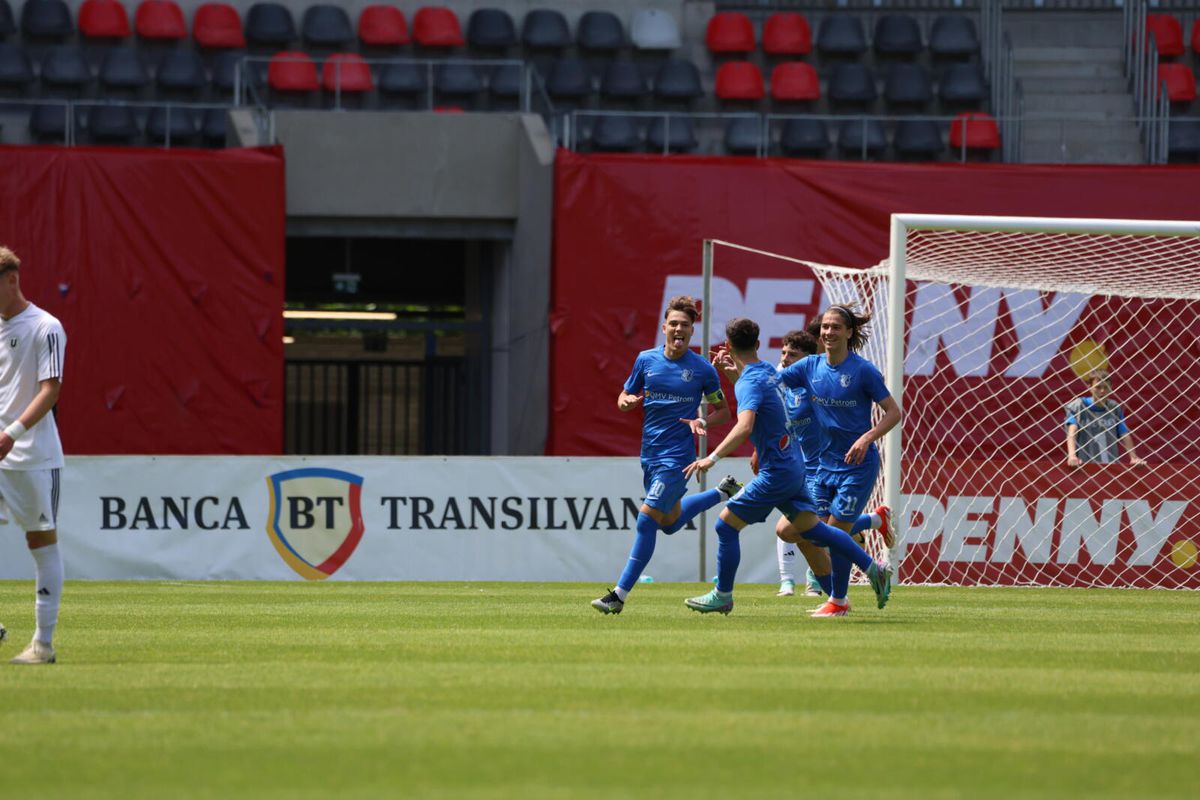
[0,468,61,532]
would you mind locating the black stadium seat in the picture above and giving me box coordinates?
[724,116,762,155]
[653,59,702,102]
[21,0,73,40]
[577,11,624,53]
[838,118,887,158]
[894,119,943,158]
[466,8,515,50]
[647,115,696,152]
[599,61,646,102]
[88,104,140,142]
[829,63,877,105]
[930,15,980,58]
[40,46,92,90]
[156,48,207,94]
[434,62,482,97]
[146,105,198,142]
[885,63,933,107]
[0,0,15,39]
[301,5,354,49]
[201,106,227,144]
[1167,117,1200,158]
[590,114,638,151]
[245,2,296,47]
[0,42,34,91]
[521,9,570,51]
[99,47,151,91]
[488,62,521,103]
[874,15,922,57]
[546,58,592,101]
[780,117,828,156]
[29,102,71,140]
[939,63,988,105]
[816,15,867,57]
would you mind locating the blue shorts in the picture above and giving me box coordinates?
[724,468,816,526]
[642,461,689,514]
[814,463,879,523]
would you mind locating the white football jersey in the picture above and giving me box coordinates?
[0,303,65,470]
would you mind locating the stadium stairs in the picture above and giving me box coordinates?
[1007,10,1141,163]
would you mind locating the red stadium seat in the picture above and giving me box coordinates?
[358,5,408,47]
[79,0,131,39]
[762,12,810,56]
[1146,14,1184,57]
[194,3,245,48]
[268,50,317,91]
[1158,63,1196,102]
[715,61,764,100]
[412,6,463,48]
[949,112,1000,151]
[322,52,372,92]
[135,0,186,40]
[705,11,754,54]
[770,62,819,101]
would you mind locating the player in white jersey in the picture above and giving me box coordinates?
[0,246,66,665]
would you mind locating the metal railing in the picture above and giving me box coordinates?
[1124,0,1171,163]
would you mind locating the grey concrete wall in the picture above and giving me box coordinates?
[274,110,519,219]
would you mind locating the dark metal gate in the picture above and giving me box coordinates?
[285,359,468,455]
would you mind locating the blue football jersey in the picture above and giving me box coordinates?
[624,348,722,465]
[735,361,802,478]
[780,376,824,475]
[780,352,890,473]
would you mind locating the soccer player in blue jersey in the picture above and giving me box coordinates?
[681,317,891,616]
[591,296,741,615]
[779,305,901,617]
[754,327,890,599]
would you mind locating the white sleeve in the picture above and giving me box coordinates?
[37,320,66,382]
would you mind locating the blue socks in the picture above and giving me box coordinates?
[617,513,659,592]
[714,518,741,594]
[814,570,834,596]
[663,489,723,535]
[799,521,874,573]
[830,553,853,600]
[850,513,872,535]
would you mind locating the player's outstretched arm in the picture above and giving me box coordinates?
[683,408,755,479]
[1065,423,1082,467]
[1118,432,1145,466]
[0,377,61,462]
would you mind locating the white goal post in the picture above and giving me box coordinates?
[703,215,1200,590]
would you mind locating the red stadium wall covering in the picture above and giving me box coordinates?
[0,146,285,455]
[552,153,1200,588]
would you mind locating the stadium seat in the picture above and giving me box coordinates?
[646,115,696,152]
[21,0,73,40]
[201,106,226,144]
[99,47,150,90]
[705,12,754,55]
[1192,20,1200,55]
[412,6,463,48]
[79,0,131,39]
[245,3,296,47]
[590,114,638,151]
[322,52,372,93]
[838,118,886,158]
[948,111,1000,151]
[1146,14,1184,58]
[1158,63,1196,102]
[762,13,810,56]
[894,118,942,158]
[522,9,570,51]
[885,63,933,107]
[466,8,515,50]
[88,103,139,141]
[358,5,407,48]
[379,61,426,97]
[267,50,316,91]
[545,58,592,101]
[779,117,828,156]
[211,49,249,92]
[135,0,186,41]
[816,15,867,57]
[939,63,987,105]
[435,61,482,97]
[146,104,197,142]
[770,62,819,102]
[828,63,876,104]
[29,102,71,140]
[630,9,680,51]
[599,61,646,102]
[40,46,92,89]
[724,116,762,154]
[0,42,34,91]
[487,62,520,103]
[929,16,979,58]
[653,58,702,101]
[577,11,623,53]
[715,61,764,101]
[301,5,354,49]
[874,15,922,57]
[155,47,205,93]
[194,3,245,49]
[1168,116,1200,157]
[0,0,14,39]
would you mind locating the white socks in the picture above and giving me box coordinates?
[30,543,63,645]
[870,512,883,529]
[613,586,629,601]
[777,536,797,582]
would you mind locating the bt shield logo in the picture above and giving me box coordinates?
[266,468,365,580]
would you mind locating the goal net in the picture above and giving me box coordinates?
[709,215,1200,590]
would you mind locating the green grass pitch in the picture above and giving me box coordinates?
[1,580,1197,799]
